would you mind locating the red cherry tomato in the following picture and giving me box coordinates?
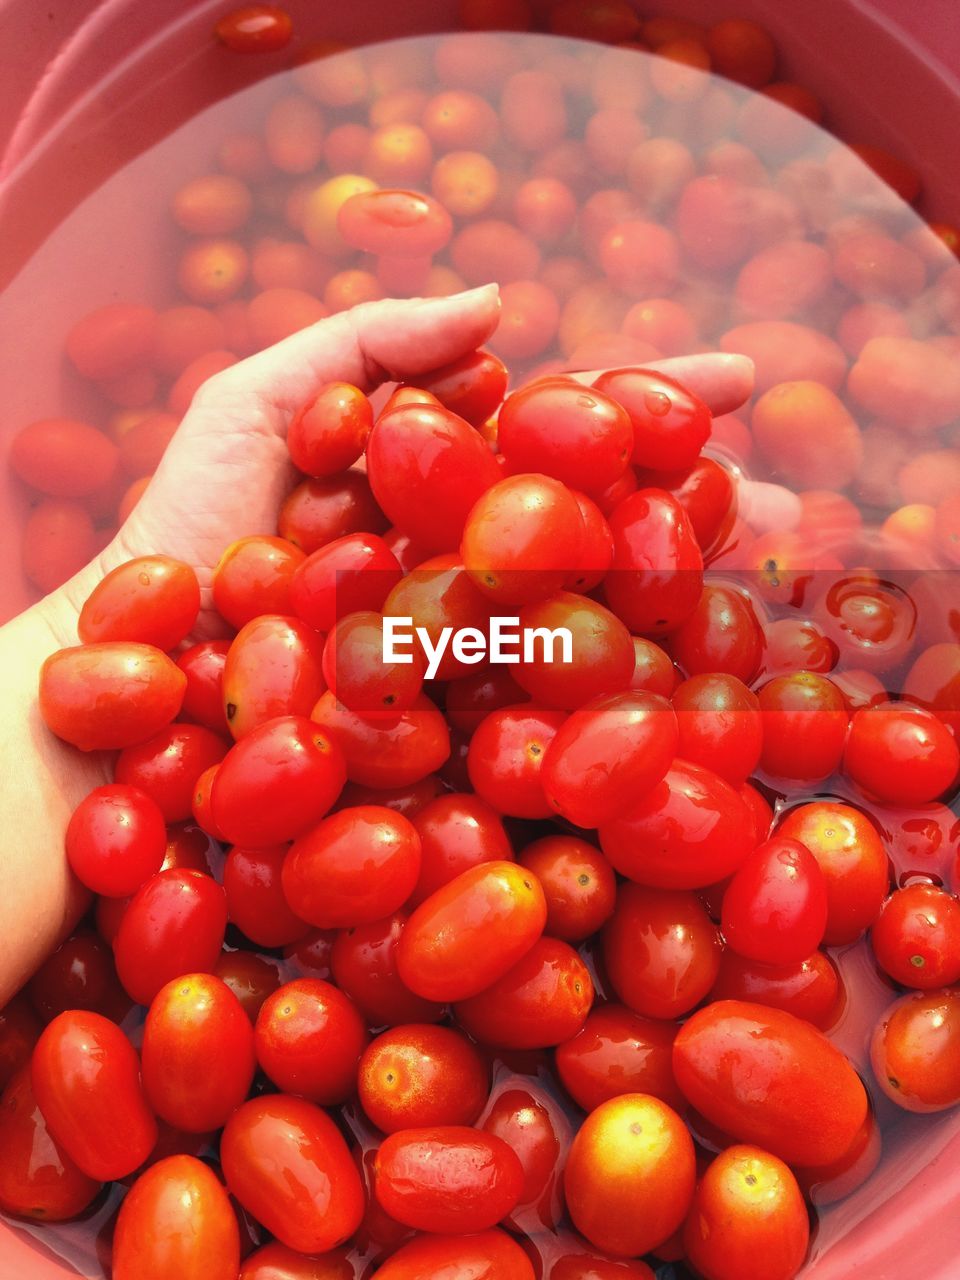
[26,930,126,1024]
[668,584,764,683]
[224,843,308,948]
[31,1010,157,1179]
[222,1095,365,1253]
[177,640,231,733]
[339,190,454,257]
[215,950,282,1024]
[211,716,346,845]
[142,973,255,1132]
[115,723,228,823]
[283,804,422,928]
[515,593,635,710]
[674,1000,868,1166]
[398,861,547,1001]
[39,642,186,751]
[223,615,326,740]
[291,532,402,633]
[374,1126,524,1234]
[405,349,508,427]
[408,792,513,908]
[542,690,678,828]
[10,417,120,497]
[871,988,960,1112]
[254,978,368,1104]
[212,535,305,630]
[323,610,425,717]
[518,836,616,941]
[454,936,594,1048]
[708,948,843,1030]
[279,471,388,554]
[594,368,712,472]
[65,783,166,897]
[758,672,849,783]
[358,1023,489,1133]
[871,883,960,988]
[374,1229,535,1280]
[114,868,227,1005]
[0,1064,101,1221]
[78,555,200,649]
[312,690,449,788]
[672,673,762,785]
[843,702,960,804]
[604,489,703,636]
[599,759,751,889]
[330,912,444,1028]
[467,706,566,818]
[604,882,722,1019]
[287,382,374,478]
[556,1003,683,1112]
[721,836,829,965]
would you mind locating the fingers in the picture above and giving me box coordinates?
[567,352,756,417]
[211,285,501,414]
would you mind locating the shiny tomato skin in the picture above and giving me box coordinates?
[564,1093,695,1258]
[757,672,849,783]
[870,988,960,1112]
[65,783,167,897]
[215,5,293,52]
[843,702,960,804]
[374,1126,524,1234]
[211,715,346,845]
[358,1024,489,1134]
[604,883,722,1020]
[672,673,762,786]
[215,950,282,1024]
[141,974,255,1132]
[514,593,635,711]
[114,869,228,1005]
[673,1000,868,1165]
[599,759,752,889]
[409,792,513,908]
[453,936,594,1048]
[338,190,454,258]
[636,455,737,554]
[223,615,326,740]
[282,805,421,928]
[287,381,373,478]
[467,706,566,818]
[556,1004,683,1113]
[777,802,890,945]
[366,403,500,553]
[224,843,309,949]
[541,691,678,828]
[221,1094,365,1254]
[594,368,711,472]
[177,640,231,734]
[0,1064,101,1221]
[480,1083,570,1234]
[312,691,450,789]
[323,610,425,716]
[518,836,616,941]
[604,490,703,636]
[397,861,547,1001]
[329,913,444,1028]
[721,836,829,965]
[115,723,229,823]
[669,584,764,684]
[254,978,368,1105]
[903,642,960,734]
[708,949,843,1031]
[684,1145,809,1280]
[408,349,509,428]
[113,1154,240,1280]
[290,533,402,633]
[31,1010,157,1180]
[239,1241,357,1279]
[78,556,200,650]
[212,535,305,629]
[373,1229,535,1279]
[871,883,960,988]
[39,642,186,751]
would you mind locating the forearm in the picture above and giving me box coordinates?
[0,576,112,1007]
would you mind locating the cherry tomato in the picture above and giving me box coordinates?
[78,556,200,650]
[0,1064,101,1221]
[215,5,293,52]
[565,1094,695,1257]
[721,836,829,965]
[843,702,959,804]
[556,1003,683,1112]
[669,584,764,683]
[870,988,960,1112]
[672,673,762,786]
[283,805,421,928]
[604,490,703,636]
[330,912,444,1028]
[177,640,231,733]
[114,868,228,1005]
[31,1010,157,1179]
[142,973,255,1132]
[407,349,508,428]
[871,883,960,989]
[291,532,402,633]
[445,665,531,733]
[758,672,849,783]
[65,783,166,897]
[454,936,593,1048]
[515,593,635,711]
[518,836,616,941]
[279,472,388,554]
[481,1082,570,1235]
[684,1145,809,1280]
[10,418,120,497]
[239,1242,356,1279]
[338,190,454,258]
[406,792,512,908]
[398,861,547,1001]
[288,383,373,478]
[594,368,711,472]
[358,1023,488,1133]
[600,759,751,889]
[374,1229,535,1279]
[374,1126,523,1234]
[674,1000,868,1165]
[27,930,126,1025]
[224,843,308,948]
[467,706,566,818]
[115,723,228,823]
[366,403,500,554]
[777,801,890,944]
[323,611,425,717]
[222,1095,365,1253]
[381,555,492,683]
[604,882,722,1019]
[212,535,305,630]
[255,978,367,1104]
[211,716,346,845]
[223,615,326,740]
[40,642,186,751]
[813,574,917,674]
[215,950,282,1023]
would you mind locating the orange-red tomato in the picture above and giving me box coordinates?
[358,1023,488,1133]
[684,1145,809,1280]
[10,418,120,498]
[564,1093,695,1257]
[518,836,616,941]
[222,1095,365,1253]
[22,498,100,592]
[397,860,547,1001]
[0,1064,101,1221]
[215,5,293,53]
[222,615,326,741]
[141,973,255,1132]
[65,303,157,381]
[674,1000,868,1165]
[113,1155,240,1280]
[871,988,960,1112]
[374,1229,535,1279]
[254,978,368,1105]
[556,1003,682,1112]
[78,555,200,650]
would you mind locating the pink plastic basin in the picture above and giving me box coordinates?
[2,2,960,1277]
